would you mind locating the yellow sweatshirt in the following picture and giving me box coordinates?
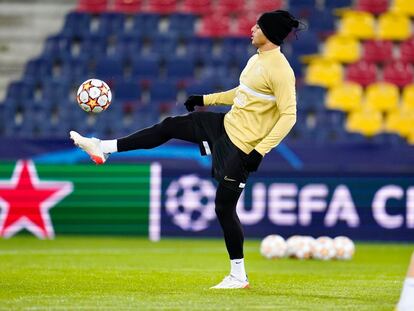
[203,47,297,156]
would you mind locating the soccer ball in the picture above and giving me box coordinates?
[260,235,287,259]
[165,174,216,232]
[76,78,112,113]
[312,236,336,260]
[333,236,355,260]
[292,236,315,260]
[286,235,302,258]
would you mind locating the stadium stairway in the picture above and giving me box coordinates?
[0,0,75,100]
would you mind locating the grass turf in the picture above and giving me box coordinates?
[0,236,412,310]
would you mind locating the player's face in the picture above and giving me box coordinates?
[251,24,268,47]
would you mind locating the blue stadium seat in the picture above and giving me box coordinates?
[168,13,196,38]
[151,34,179,57]
[297,85,326,113]
[23,58,54,82]
[308,9,335,34]
[77,34,108,59]
[131,55,160,80]
[286,54,303,78]
[166,56,195,80]
[186,37,214,62]
[129,13,161,37]
[60,55,90,82]
[61,12,92,37]
[5,81,35,103]
[149,79,178,103]
[113,33,142,61]
[94,12,125,36]
[324,0,352,9]
[42,34,71,59]
[185,77,216,95]
[289,0,317,18]
[94,56,125,81]
[290,31,319,55]
[113,79,141,103]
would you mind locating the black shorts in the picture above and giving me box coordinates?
[190,112,249,192]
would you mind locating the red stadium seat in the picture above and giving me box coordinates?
[112,0,143,13]
[216,0,246,16]
[362,40,394,64]
[251,0,284,14]
[198,15,231,37]
[146,0,177,14]
[345,60,378,86]
[383,60,414,87]
[181,0,212,15]
[232,15,257,37]
[356,0,389,15]
[77,0,108,13]
[400,37,414,64]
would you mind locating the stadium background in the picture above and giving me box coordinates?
[0,0,413,241]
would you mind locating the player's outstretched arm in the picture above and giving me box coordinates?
[184,95,204,112]
[396,252,414,311]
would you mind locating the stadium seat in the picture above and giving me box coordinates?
[339,11,376,40]
[362,40,393,64]
[146,0,178,14]
[151,33,179,56]
[94,56,125,81]
[400,36,414,64]
[186,37,214,62]
[114,33,142,61]
[77,0,108,13]
[168,13,196,38]
[305,59,343,88]
[355,0,389,15]
[216,0,246,16]
[345,60,378,87]
[377,12,412,41]
[384,107,414,138]
[401,84,414,110]
[324,0,352,9]
[323,35,360,63]
[61,12,91,38]
[383,60,414,88]
[131,55,160,80]
[5,81,35,103]
[130,14,161,37]
[149,79,178,104]
[296,85,326,113]
[165,56,195,80]
[289,0,316,18]
[326,82,363,112]
[185,77,217,95]
[112,0,143,13]
[60,55,90,82]
[290,30,319,55]
[365,82,400,113]
[23,58,53,81]
[307,9,335,35]
[392,0,414,16]
[113,79,141,104]
[232,15,257,37]
[94,13,125,37]
[251,0,284,15]
[181,0,212,15]
[346,108,383,137]
[198,15,231,37]
[42,35,70,59]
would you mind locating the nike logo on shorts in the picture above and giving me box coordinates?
[224,176,236,182]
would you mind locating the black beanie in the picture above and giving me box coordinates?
[257,10,300,46]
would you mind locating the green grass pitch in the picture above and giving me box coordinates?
[0,236,412,310]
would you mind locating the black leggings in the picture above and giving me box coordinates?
[117,115,245,259]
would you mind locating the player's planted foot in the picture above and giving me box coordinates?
[69,131,108,164]
[210,275,250,289]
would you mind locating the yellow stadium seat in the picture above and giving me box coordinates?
[377,12,412,41]
[402,84,414,110]
[305,59,343,88]
[339,11,376,40]
[324,35,361,63]
[326,82,363,112]
[346,108,383,137]
[392,0,414,16]
[365,82,400,113]
[384,107,414,137]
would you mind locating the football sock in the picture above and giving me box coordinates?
[230,258,247,281]
[398,277,414,310]
[101,140,118,154]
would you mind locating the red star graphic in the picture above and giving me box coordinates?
[0,160,73,239]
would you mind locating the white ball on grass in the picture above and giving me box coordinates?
[260,235,287,259]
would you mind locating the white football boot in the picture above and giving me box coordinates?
[69,131,108,164]
[210,275,250,289]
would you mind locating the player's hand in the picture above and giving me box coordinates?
[184,95,204,112]
[243,149,263,172]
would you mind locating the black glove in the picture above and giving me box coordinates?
[184,95,204,112]
[243,149,263,172]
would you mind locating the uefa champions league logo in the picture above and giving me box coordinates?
[165,175,216,232]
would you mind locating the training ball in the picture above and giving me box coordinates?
[333,236,355,260]
[292,236,315,260]
[312,236,336,260]
[286,235,302,258]
[76,78,112,113]
[260,235,287,259]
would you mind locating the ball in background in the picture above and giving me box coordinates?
[312,236,336,260]
[333,236,355,260]
[76,79,112,113]
[260,235,287,259]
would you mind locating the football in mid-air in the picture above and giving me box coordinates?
[76,79,112,113]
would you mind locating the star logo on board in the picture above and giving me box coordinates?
[0,160,73,239]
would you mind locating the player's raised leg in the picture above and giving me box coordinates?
[396,252,414,311]
[70,114,197,164]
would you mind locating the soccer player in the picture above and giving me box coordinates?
[70,10,299,289]
[396,252,414,311]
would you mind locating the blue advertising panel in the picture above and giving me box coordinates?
[158,168,414,241]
